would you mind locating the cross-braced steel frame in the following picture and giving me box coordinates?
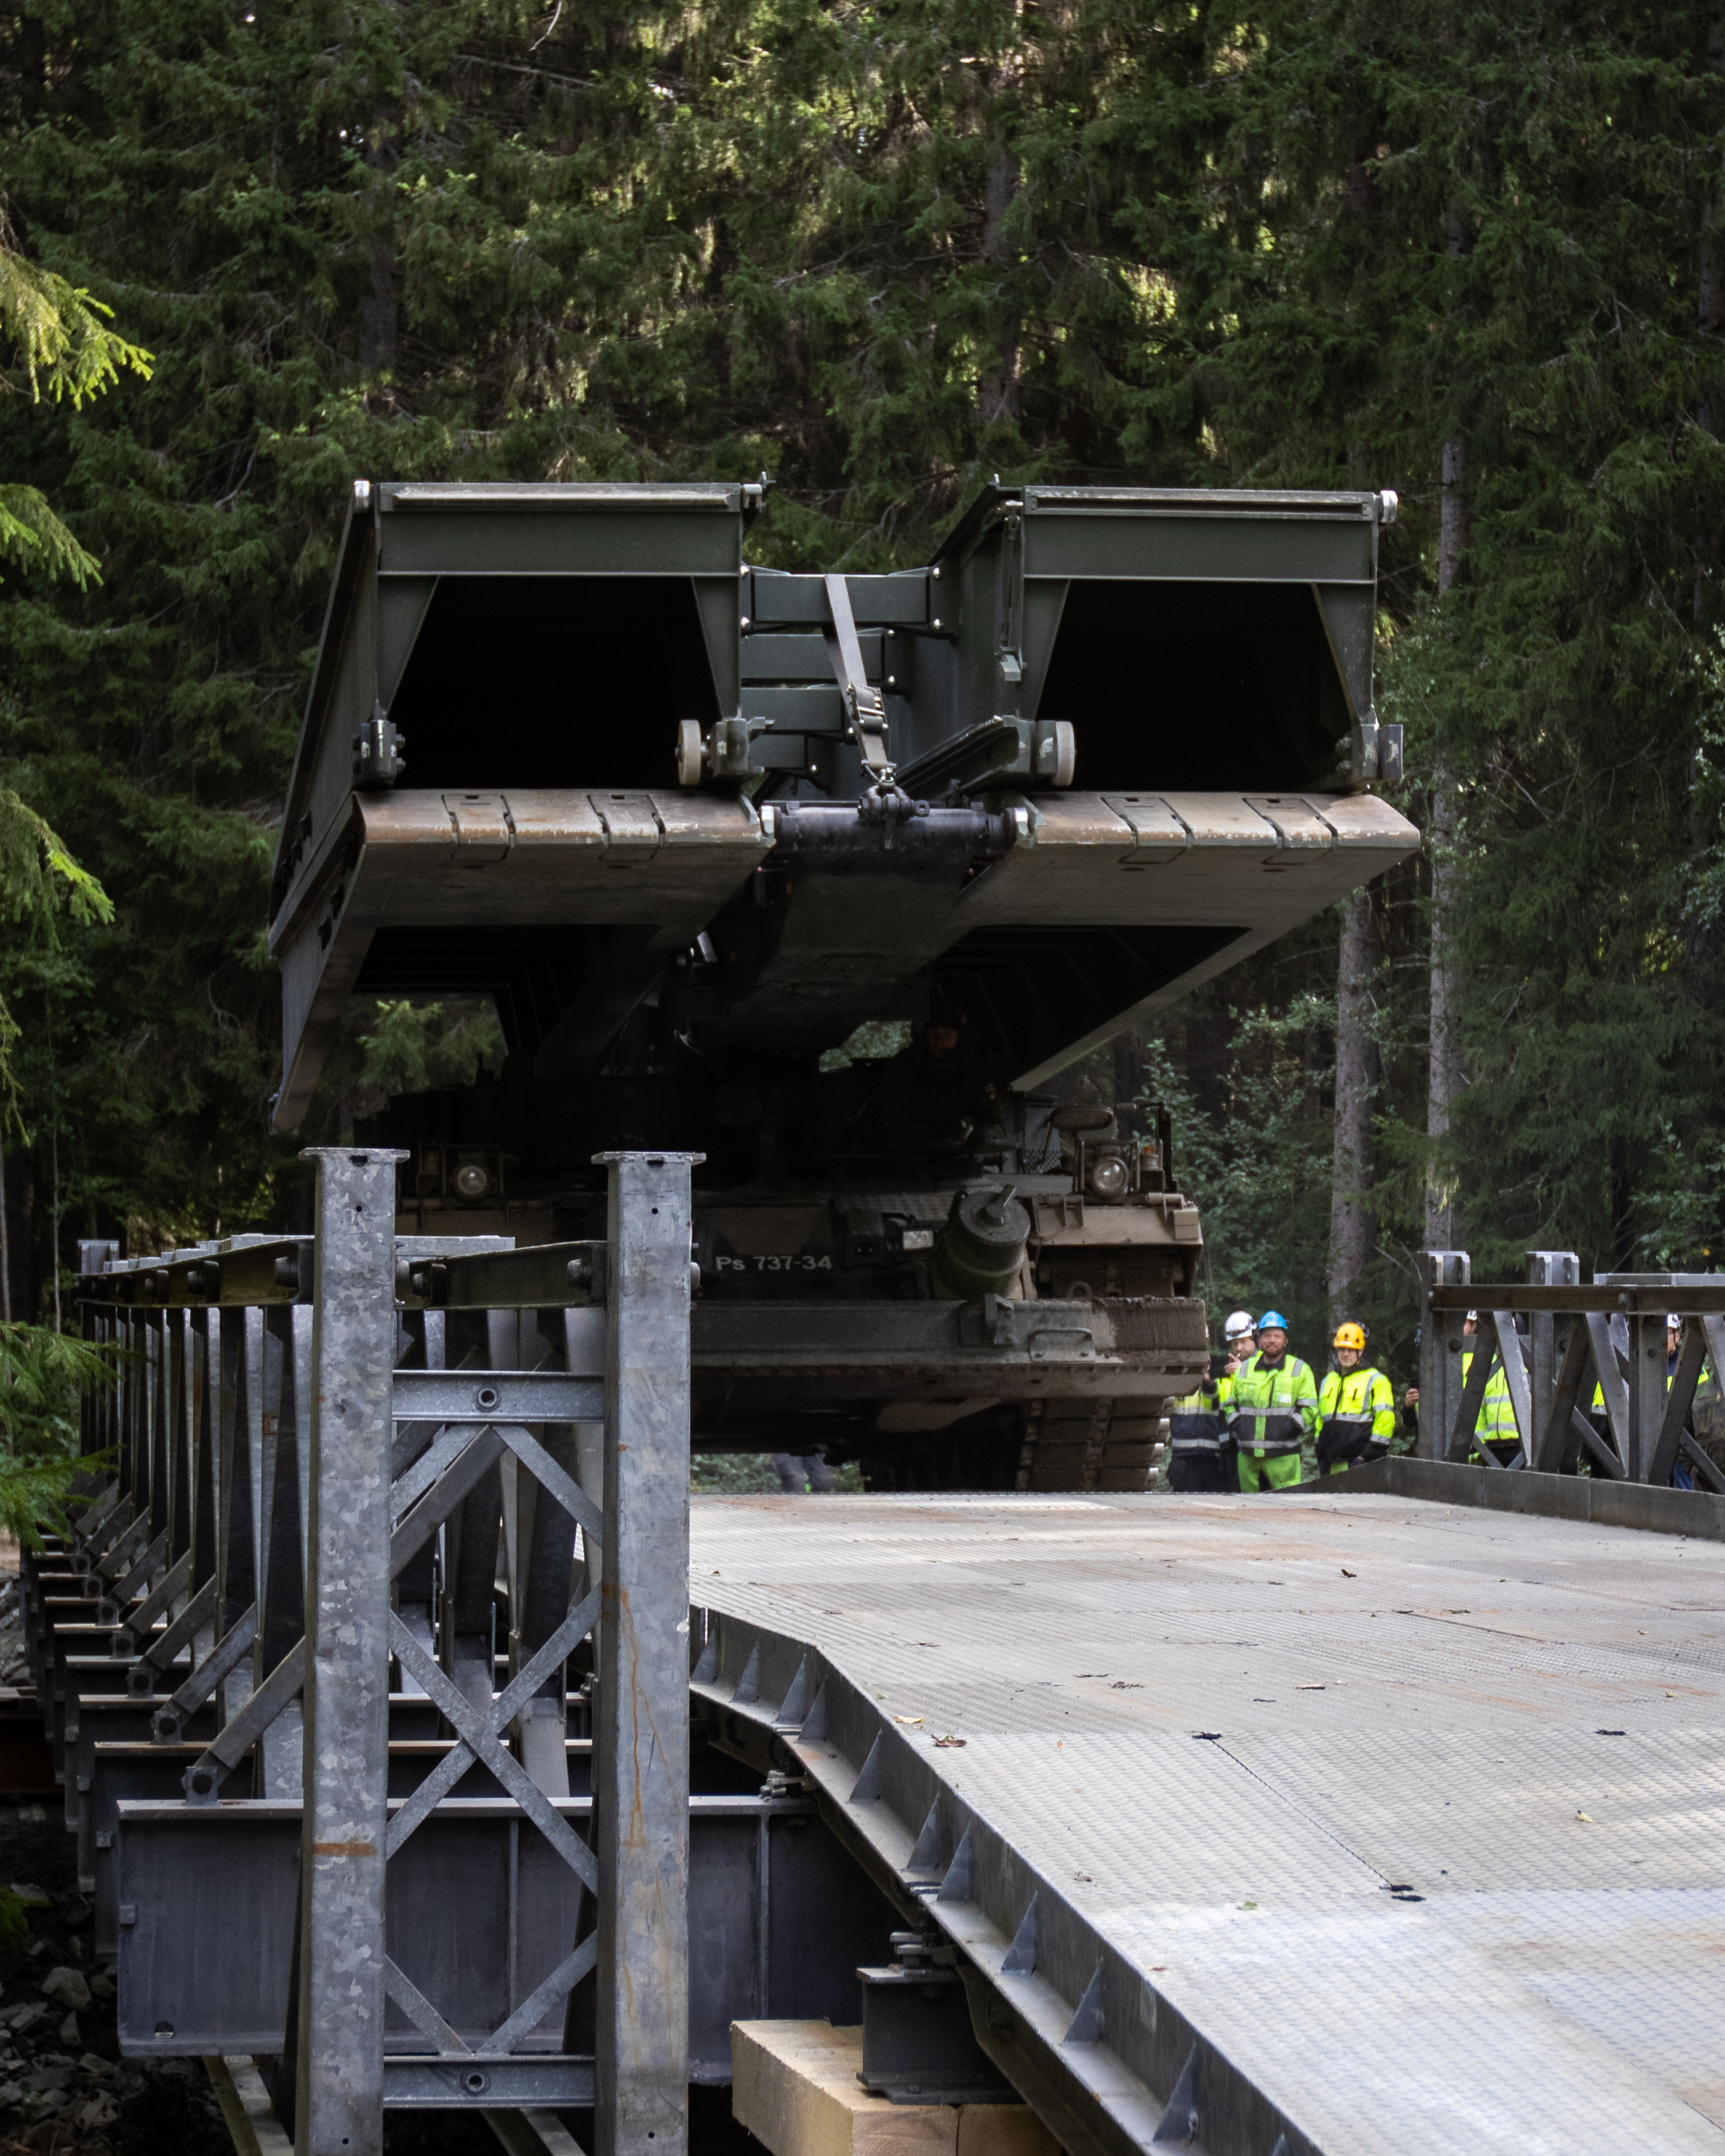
[1416,1250,1725,1490]
[26,1146,699,2156]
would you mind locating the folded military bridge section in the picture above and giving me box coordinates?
[267,481,1416,1127]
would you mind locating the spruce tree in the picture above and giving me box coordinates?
[1183,0,1725,1276]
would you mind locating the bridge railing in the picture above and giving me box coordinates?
[1417,1251,1725,1491]
[33,1146,698,2156]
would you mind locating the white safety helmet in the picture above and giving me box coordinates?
[1666,1313,1681,1331]
[1223,1310,1256,1340]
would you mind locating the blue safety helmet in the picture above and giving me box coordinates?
[1257,1310,1290,1331]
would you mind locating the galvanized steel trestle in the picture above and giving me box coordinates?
[1416,1249,1725,1488]
[52,1147,698,2156]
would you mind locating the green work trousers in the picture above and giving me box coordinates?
[1238,1449,1303,1492]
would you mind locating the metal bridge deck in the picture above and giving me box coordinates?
[692,1488,1725,2154]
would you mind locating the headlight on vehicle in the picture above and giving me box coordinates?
[1087,1153,1130,1201]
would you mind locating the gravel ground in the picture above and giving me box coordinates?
[0,1576,231,2156]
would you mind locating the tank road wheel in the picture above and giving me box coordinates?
[1018,1398,1167,1492]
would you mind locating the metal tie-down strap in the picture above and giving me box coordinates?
[823,572,891,778]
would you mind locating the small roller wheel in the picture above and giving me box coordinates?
[675,719,706,788]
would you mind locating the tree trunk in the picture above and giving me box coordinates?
[361,237,398,375]
[2,1145,33,1322]
[0,1126,10,1322]
[1699,6,1725,461]
[978,148,1021,427]
[49,1115,61,1332]
[1328,885,1379,1329]
[1609,1135,1636,1272]
[360,92,401,375]
[1425,199,1473,1254]
[1111,1029,1142,1117]
[17,13,47,119]
[1425,424,1469,1251]
[1683,7,1725,1259]
[1423,763,1462,1250]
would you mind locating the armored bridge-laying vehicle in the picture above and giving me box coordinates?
[270,479,1418,1489]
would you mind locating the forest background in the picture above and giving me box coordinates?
[2,0,1724,1388]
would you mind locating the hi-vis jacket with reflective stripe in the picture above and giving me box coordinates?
[1317,1365,1396,1443]
[1462,1349,1519,1448]
[1229,1352,1319,1455]
[1168,1377,1228,1452]
[1590,1353,1710,1412]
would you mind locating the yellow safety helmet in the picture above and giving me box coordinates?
[1332,1322,1367,1352]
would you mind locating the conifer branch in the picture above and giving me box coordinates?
[0,205,153,408]
[0,483,101,587]
[454,53,593,91]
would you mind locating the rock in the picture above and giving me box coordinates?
[56,2011,78,2047]
[21,2065,71,2092]
[71,2091,119,2132]
[38,1969,90,2013]
[86,1972,114,2001]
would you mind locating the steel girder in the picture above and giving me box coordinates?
[111,1792,894,2081]
[688,1608,1306,2156]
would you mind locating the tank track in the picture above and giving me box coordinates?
[1017,1398,1167,1492]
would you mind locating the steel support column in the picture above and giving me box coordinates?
[1418,1252,1470,1463]
[595,1151,698,2156]
[295,1147,408,2156]
[1625,1310,1666,1485]
[1525,1252,1579,1469]
[1525,1253,1579,1411]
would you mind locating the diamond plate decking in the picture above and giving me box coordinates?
[690,1488,1725,2154]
